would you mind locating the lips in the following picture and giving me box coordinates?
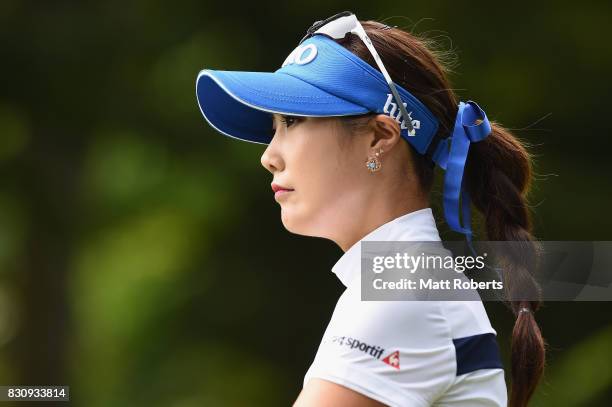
[271,182,294,200]
[271,182,294,193]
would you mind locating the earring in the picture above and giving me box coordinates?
[365,148,384,173]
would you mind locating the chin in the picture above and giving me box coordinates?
[280,207,317,237]
[280,208,299,234]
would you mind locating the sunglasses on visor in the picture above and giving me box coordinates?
[299,11,416,136]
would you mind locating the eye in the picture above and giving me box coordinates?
[280,115,302,128]
[271,115,303,135]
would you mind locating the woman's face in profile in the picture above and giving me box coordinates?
[261,114,370,239]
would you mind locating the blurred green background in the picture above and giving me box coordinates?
[1,0,611,406]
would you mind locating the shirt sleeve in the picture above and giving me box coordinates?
[303,288,457,407]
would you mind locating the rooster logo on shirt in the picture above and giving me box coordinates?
[382,350,400,369]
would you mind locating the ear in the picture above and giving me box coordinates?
[367,114,402,152]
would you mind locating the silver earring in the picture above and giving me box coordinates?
[365,148,384,173]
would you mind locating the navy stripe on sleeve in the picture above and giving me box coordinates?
[452,333,504,376]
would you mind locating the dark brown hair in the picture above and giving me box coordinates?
[334,20,546,407]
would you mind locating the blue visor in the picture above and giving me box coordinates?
[196,35,439,153]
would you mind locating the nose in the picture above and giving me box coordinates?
[260,135,284,174]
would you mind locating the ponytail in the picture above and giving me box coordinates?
[465,122,546,407]
[335,21,547,406]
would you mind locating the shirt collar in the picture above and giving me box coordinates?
[331,207,441,287]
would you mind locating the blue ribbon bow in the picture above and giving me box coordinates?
[432,101,492,251]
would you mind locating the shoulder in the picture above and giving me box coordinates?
[304,288,505,406]
[330,285,473,347]
[304,291,456,406]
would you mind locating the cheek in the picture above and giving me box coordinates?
[279,125,366,234]
[295,144,360,211]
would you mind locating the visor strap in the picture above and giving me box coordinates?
[442,101,492,248]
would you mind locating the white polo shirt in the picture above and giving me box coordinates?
[302,208,507,406]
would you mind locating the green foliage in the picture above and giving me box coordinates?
[0,0,611,405]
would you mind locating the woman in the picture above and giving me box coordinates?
[196,11,545,407]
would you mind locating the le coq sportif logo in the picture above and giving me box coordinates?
[331,335,400,369]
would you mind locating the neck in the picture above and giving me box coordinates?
[335,192,429,252]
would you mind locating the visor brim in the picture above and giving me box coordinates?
[196,69,369,144]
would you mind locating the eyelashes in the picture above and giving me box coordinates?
[280,115,300,127]
[271,115,302,133]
